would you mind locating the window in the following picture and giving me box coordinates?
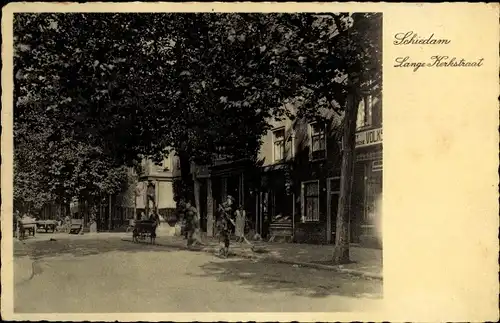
[302,181,320,222]
[272,128,285,162]
[328,177,341,193]
[162,156,171,171]
[310,122,326,160]
[356,95,373,130]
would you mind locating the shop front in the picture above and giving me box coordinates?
[256,164,294,241]
[353,127,383,248]
[204,159,258,237]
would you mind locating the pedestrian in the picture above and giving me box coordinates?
[15,210,22,239]
[150,210,160,226]
[176,200,188,239]
[64,214,70,233]
[184,201,203,248]
[217,195,235,257]
[234,204,246,243]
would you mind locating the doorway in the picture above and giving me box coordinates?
[327,177,341,244]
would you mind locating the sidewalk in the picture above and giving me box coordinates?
[123,235,383,280]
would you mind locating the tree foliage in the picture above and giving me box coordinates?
[14,13,381,250]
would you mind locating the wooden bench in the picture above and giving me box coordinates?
[69,219,83,234]
[268,221,293,243]
[37,220,57,233]
[18,220,37,240]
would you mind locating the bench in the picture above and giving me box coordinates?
[37,220,57,233]
[268,221,293,243]
[18,220,37,240]
[69,219,83,234]
[132,220,157,244]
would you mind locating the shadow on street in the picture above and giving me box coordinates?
[191,257,382,300]
[14,238,177,260]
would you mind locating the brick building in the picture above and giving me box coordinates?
[187,96,382,248]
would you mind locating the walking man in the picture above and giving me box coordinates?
[184,201,203,248]
[217,195,235,257]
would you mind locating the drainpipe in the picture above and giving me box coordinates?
[108,194,112,231]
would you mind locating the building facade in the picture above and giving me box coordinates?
[353,93,383,248]
[135,151,180,225]
[255,110,344,244]
[189,96,382,248]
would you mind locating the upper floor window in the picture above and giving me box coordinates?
[272,128,285,162]
[356,95,373,130]
[310,122,326,160]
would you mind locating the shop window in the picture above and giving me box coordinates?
[356,95,373,130]
[302,181,320,222]
[309,122,326,160]
[272,128,285,162]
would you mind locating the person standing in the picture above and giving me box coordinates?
[64,214,70,233]
[184,201,203,248]
[176,200,188,239]
[234,204,246,243]
[217,195,235,257]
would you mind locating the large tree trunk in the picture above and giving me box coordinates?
[108,194,112,231]
[333,93,360,264]
[178,150,194,203]
[192,164,202,241]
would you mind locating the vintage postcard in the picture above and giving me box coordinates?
[1,2,498,322]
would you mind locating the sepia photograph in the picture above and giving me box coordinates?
[3,2,499,322]
[10,9,380,314]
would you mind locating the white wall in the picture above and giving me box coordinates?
[158,181,176,209]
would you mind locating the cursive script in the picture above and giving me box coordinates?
[394,56,484,72]
[394,31,451,45]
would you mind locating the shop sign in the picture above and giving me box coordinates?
[356,151,382,161]
[356,127,382,148]
[372,159,383,172]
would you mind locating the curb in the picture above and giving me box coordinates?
[120,238,382,280]
[271,258,383,280]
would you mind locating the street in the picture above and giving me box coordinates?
[14,236,382,313]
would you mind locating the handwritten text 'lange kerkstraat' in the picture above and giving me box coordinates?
[393,31,451,45]
[394,56,485,72]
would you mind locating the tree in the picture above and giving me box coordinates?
[14,13,381,261]
[257,13,381,263]
[13,14,135,214]
[14,13,294,206]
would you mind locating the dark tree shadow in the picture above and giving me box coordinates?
[189,257,382,300]
[14,237,176,260]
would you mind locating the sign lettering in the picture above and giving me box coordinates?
[355,128,383,148]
